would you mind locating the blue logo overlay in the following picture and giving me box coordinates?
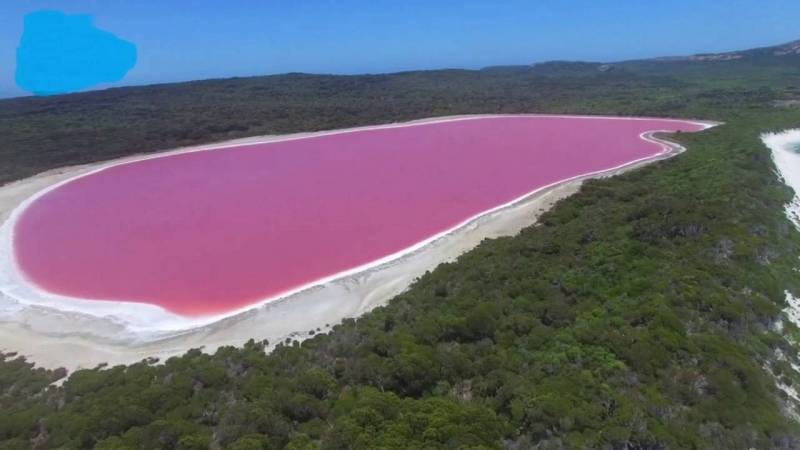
[15,11,137,96]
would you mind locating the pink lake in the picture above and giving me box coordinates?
[12,116,705,317]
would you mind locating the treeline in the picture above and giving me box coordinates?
[0,55,797,186]
[3,106,800,448]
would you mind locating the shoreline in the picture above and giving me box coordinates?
[762,129,800,232]
[761,129,800,408]
[762,129,800,328]
[0,115,714,370]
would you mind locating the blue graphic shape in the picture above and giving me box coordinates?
[15,10,137,96]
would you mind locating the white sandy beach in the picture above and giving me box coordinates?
[758,130,800,417]
[763,129,800,231]
[0,114,713,371]
[762,130,800,329]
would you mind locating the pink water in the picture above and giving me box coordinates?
[13,116,705,317]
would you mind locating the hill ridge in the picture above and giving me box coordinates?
[651,38,800,62]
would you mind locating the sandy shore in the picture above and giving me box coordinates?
[762,130,800,327]
[0,115,712,371]
[761,130,800,412]
[763,130,800,231]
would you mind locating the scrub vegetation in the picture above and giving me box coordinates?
[3,45,800,449]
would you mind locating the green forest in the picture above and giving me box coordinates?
[2,50,800,449]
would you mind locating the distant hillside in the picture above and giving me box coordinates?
[483,39,800,77]
[652,39,800,62]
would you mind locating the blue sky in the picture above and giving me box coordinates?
[1,0,799,98]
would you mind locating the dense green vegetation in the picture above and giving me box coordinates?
[3,45,800,449]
